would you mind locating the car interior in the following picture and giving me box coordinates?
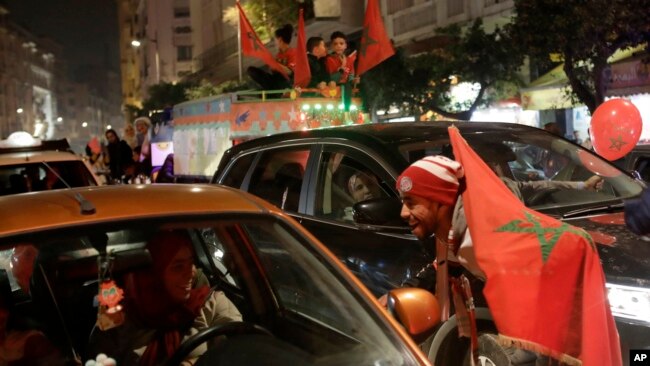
[247,150,309,212]
[0,161,97,195]
[0,218,407,365]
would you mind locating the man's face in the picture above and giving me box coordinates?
[136,122,148,135]
[399,193,441,240]
[331,37,347,55]
[163,245,195,303]
[314,41,327,58]
[106,132,117,144]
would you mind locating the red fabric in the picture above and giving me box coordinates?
[325,53,356,82]
[356,0,394,76]
[88,136,101,154]
[275,48,296,72]
[293,9,310,88]
[396,155,464,206]
[448,127,621,366]
[237,2,288,79]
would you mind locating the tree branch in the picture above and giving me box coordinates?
[563,53,597,114]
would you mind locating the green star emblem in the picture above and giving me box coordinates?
[360,26,377,57]
[247,32,261,51]
[609,134,627,151]
[495,211,594,263]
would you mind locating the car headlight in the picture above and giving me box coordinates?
[606,283,650,324]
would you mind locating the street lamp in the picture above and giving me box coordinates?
[131,36,160,84]
[16,108,23,114]
[82,122,88,128]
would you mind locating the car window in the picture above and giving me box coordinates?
[398,130,643,210]
[0,161,97,195]
[632,156,650,182]
[247,148,309,212]
[0,216,416,366]
[314,150,392,222]
[220,152,255,188]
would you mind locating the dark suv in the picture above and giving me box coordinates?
[213,121,649,365]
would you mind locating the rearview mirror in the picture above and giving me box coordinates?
[386,288,440,343]
[353,198,404,226]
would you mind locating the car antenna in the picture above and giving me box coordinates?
[41,161,96,215]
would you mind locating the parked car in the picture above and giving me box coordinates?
[621,144,650,183]
[0,184,438,365]
[213,121,649,365]
[0,132,99,195]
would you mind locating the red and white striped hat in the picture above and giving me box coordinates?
[396,155,464,206]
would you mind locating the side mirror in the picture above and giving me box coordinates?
[386,288,441,343]
[353,197,404,226]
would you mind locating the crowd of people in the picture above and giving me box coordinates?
[247,24,361,99]
[84,116,174,185]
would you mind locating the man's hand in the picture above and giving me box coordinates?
[584,175,604,191]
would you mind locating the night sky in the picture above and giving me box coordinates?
[5,0,119,81]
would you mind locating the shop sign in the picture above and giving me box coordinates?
[521,86,574,110]
[608,59,650,89]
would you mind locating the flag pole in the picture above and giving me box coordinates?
[237,0,243,82]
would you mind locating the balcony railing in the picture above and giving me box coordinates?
[386,0,414,15]
[197,35,237,70]
[447,0,464,17]
[393,2,436,36]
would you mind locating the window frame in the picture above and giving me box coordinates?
[306,142,398,221]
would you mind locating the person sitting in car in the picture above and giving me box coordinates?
[88,230,242,365]
[340,170,383,221]
[347,171,381,204]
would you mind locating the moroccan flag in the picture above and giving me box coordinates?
[293,9,310,88]
[448,126,621,366]
[237,2,288,79]
[356,0,394,76]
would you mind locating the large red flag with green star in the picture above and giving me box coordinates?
[293,8,310,88]
[448,126,621,366]
[356,0,394,76]
[237,2,288,79]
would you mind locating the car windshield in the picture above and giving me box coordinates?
[0,161,97,195]
[0,214,418,365]
[398,128,643,211]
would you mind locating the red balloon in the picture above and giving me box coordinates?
[590,98,642,161]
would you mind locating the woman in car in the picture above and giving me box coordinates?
[347,171,381,204]
[88,230,242,365]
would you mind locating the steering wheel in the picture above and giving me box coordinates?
[525,187,560,206]
[164,321,273,366]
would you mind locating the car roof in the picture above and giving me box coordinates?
[0,184,282,238]
[228,121,541,151]
[0,150,85,165]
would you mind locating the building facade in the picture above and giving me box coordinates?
[0,9,58,140]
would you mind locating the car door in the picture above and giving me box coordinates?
[299,142,433,297]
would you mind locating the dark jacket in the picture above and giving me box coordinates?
[107,140,134,179]
[307,53,330,89]
[625,188,650,235]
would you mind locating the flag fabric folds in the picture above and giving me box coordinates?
[293,9,310,88]
[356,0,395,76]
[448,126,621,366]
[237,2,288,79]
